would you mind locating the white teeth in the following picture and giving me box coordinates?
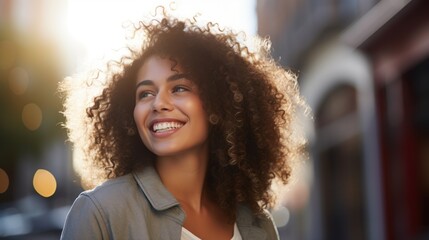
[152,122,184,132]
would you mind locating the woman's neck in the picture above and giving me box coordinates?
[156,147,209,212]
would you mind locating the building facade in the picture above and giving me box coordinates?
[257,0,429,239]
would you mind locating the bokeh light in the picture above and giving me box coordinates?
[0,168,10,194]
[33,169,57,198]
[271,206,290,228]
[21,103,43,131]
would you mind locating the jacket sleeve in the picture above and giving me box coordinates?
[60,193,108,240]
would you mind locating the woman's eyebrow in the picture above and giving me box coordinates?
[135,80,153,90]
[167,73,189,82]
[136,73,190,89]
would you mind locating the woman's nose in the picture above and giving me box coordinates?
[152,91,173,112]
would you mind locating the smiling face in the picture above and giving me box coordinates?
[133,55,209,158]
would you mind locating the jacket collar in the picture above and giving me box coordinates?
[132,166,180,211]
[132,166,269,239]
[236,206,267,239]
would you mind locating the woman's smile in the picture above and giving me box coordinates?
[151,120,184,133]
[149,118,185,137]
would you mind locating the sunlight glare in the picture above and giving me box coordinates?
[67,0,256,69]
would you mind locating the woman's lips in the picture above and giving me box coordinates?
[149,119,185,137]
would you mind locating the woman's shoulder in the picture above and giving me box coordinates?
[77,172,149,212]
[62,172,155,239]
[83,173,135,197]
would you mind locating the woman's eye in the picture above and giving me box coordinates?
[138,91,154,99]
[173,86,189,93]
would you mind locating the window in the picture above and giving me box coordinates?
[315,84,367,240]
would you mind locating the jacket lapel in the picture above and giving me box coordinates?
[132,166,186,240]
[132,166,182,211]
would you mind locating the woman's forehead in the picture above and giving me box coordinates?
[137,55,184,79]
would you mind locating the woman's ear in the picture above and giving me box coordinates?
[209,113,219,125]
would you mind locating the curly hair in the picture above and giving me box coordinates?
[62,11,306,220]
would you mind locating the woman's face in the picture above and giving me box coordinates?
[133,55,209,158]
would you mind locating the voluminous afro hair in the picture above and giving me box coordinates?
[61,10,307,221]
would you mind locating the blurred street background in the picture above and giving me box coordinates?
[1,0,428,239]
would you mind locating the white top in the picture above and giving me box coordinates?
[181,223,242,240]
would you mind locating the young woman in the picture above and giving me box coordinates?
[61,12,305,240]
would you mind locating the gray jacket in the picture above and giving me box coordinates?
[61,166,279,239]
